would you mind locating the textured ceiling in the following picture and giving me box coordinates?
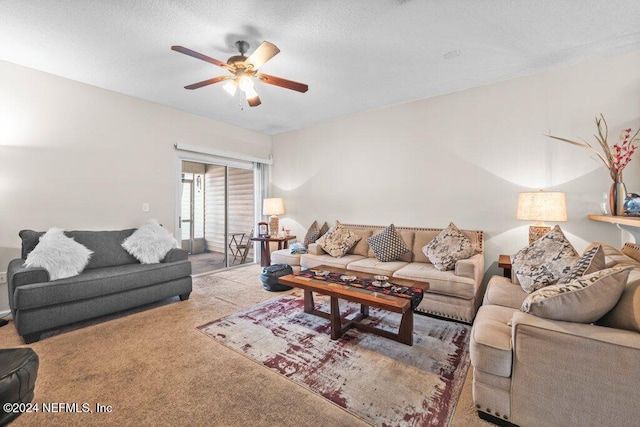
[1,0,640,135]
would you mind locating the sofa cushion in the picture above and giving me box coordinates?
[366,224,410,262]
[521,266,632,323]
[511,225,578,293]
[393,262,476,299]
[23,228,93,281]
[470,305,515,378]
[13,260,192,310]
[270,249,302,267]
[346,228,374,257]
[422,222,474,271]
[316,221,361,258]
[300,253,365,270]
[346,258,408,276]
[483,275,528,309]
[602,243,640,268]
[122,220,178,264]
[19,229,140,269]
[557,244,605,284]
[597,267,640,331]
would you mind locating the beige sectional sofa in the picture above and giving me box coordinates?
[271,223,485,323]
[469,243,640,426]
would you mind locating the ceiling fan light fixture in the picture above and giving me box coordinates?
[238,76,254,92]
[223,79,238,96]
[172,40,307,108]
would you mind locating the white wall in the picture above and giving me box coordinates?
[271,51,640,279]
[0,60,271,312]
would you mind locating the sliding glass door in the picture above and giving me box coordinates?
[180,160,254,274]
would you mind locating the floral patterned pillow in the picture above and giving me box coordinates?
[512,225,578,293]
[422,222,474,271]
[316,221,361,258]
[521,266,632,323]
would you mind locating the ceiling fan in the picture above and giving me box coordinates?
[171,40,308,107]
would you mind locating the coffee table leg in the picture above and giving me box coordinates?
[360,304,369,317]
[330,296,342,340]
[303,290,315,313]
[398,309,414,346]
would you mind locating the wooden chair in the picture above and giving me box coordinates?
[229,229,253,264]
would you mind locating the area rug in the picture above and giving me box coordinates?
[198,293,471,427]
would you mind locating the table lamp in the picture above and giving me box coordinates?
[263,198,285,236]
[517,191,567,243]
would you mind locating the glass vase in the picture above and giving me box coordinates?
[609,182,627,216]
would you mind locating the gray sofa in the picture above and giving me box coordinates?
[470,243,640,426]
[7,228,192,343]
[271,223,485,323]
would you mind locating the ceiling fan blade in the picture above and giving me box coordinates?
[184,75,232,90]
[245,41,280,70]
[171,45,230,69]
[247,95,262,107]
[257,73,308,93]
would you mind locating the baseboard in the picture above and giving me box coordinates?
[0,309,10,318]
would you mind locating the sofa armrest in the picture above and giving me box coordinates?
[510,311,640,426]
[161,248,189,263]
[455,252,484,283]
[307,243,326,255]
[7,258,50,314]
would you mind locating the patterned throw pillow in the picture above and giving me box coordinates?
[512,225,578,293]
[367,224,410,262]
[303,221,320,247]
[24,227,93,281]
[422,222,474,271]
[316,221,361,258]
[557,244,605,284]
[521,266,632,323]
[319,222,330,238]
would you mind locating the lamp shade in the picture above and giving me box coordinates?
[263,198,285,216]
[516,191,567,222]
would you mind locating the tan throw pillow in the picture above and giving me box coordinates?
[422,222,474,271]
[521,266,632,323]
[303,221,320,247]
[367,224,409,262]
[316,221,361,258]
[557,244,605,284]
[512,225,578,293]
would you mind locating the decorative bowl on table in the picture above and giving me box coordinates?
[372,275,390,288]
[313,270,330,277]
[340,275,357,283]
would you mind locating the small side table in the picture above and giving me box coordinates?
[251,235,296,267]
[498,254,512,278]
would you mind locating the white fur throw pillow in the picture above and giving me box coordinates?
[24,227,93,281]
[122,220,178,264]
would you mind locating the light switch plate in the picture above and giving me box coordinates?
[142,203,150,213]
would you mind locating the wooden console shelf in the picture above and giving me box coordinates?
[588,214,640,242]
[588,215,640,227]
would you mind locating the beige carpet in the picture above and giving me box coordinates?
[0,264,491,426]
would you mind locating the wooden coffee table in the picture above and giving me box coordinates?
[277,266,429,346]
